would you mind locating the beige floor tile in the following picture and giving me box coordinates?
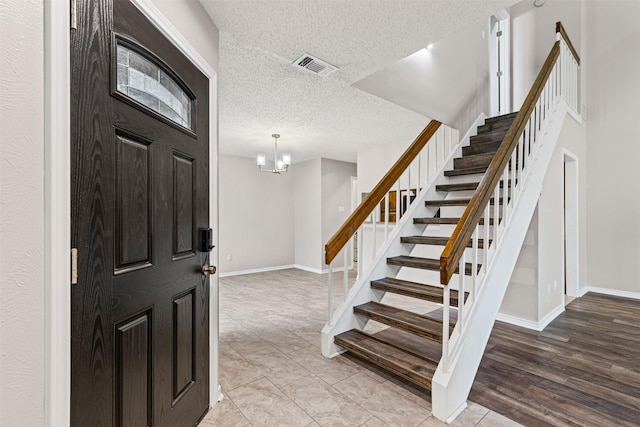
[382,377,432,411]
[226,377,313,427]
[360,416,389,426]
[281,376,373,426]
[418,415,449,426]
[199,396,249,427]
[243,346,312,388]
[476,411,524,427]
[334,372,430,425]
[213,269,520,427]
[450,401,490,427]
[287,347,361,385]
[218,344,263,391]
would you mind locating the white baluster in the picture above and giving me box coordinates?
[458,251,466,330]
[442,285,450,372]
[328,261,333,323]
[472,225,479,301]
[343,246,349,301]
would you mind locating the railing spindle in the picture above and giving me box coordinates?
[328,262,334,323]
[343,247,349,301]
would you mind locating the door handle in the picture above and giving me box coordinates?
[202,265,216,275]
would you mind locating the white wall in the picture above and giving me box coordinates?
[321,159,358,267]
[294,159,323,271]
[500,209,539,321]
[585,0,640,295]
[218,155,295,273]
[0,1,45,424]
[511,0,582,108]
[500,0,589,324]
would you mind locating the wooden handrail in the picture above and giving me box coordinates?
[556,21,581,65]
[324,120,442,264]
[439,41,561,284]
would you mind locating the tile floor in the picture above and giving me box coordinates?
[200,268,522,427]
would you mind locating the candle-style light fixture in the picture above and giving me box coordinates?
[257,133,291,174]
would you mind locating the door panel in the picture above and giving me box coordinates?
[71,1,210,426]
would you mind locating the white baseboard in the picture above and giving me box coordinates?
[496,303,564,331]
[293,264,324,274]
[538,304,565,330]
[219,263,355,277]
[585,286,640,300]
[219,264,295,277]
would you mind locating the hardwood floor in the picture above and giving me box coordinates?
[469,293,640,427]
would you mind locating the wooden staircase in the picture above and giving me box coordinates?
[334,112,517,391]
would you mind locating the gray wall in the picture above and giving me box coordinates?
[219,155,295,273]
[218,156,356,274]
[321,159,358,268]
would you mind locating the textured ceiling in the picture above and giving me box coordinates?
[199,0,518,163]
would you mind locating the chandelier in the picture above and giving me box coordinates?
[257,133,291,174]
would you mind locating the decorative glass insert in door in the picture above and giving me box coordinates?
[116,43,193,129]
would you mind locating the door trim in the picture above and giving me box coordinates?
[45,1,219,425]
[562,149,579,298]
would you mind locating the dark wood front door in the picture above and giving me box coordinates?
[71,0,211,425]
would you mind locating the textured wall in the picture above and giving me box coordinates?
[0,0,46,424]
[294,159,323,271]
[218,155,295,273]
[321,159,357,268]
[586,0,640,294]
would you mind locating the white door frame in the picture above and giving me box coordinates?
[44,1,219,425]
[562,149,579,298]
[489,10,511,116]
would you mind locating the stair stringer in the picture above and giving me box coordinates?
[431,100,572,422]
[321,114,487,358]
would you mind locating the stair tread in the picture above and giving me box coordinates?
[485,112,518,123]
[371,277,466,305]
[387,255,480,275]
[400,235,490,249]
[463,140,502,156]
[444,166,488,177]
[436,182,479,192]
[453,156,494,171]
[354,301,447,342]
[477,120,513,133]
[372,327,443,365]
[469,129,509,144]
[413,216,497,225]
[424,197,504,206]
[334,330,436,389]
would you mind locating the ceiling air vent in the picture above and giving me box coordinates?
[292,53,339,77]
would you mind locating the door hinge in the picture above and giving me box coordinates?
[496,30,503,37]
[71,248,78,285]
[70,0,77,30]
[496,71,503,77]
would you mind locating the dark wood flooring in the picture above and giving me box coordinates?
[469,293,640,427]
